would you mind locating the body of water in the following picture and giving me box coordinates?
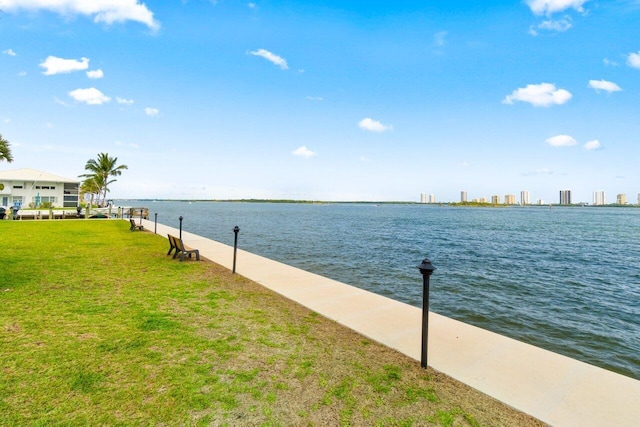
[121,201,640,379]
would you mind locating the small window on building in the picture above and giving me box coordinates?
[13,185,23,189]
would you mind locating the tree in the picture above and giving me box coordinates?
[80,176,103,209]
[80,153,128,207]
[0,133,14,163]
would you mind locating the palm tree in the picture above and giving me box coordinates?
[80,153,128,206]
[80,176,103,210]
[0,133,14,163]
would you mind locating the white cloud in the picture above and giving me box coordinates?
[546,134,577,147]
[54,97,71,107]
[627,51,640,69]
[434,31,447,47]
[2,49,17,57]
[87,69,104,79]
[306,96,324,101]
[503,83,572,107]
[116,97,135,105]
[584,140,601,150]
[603,58,618,67]
[40,56,89,75]
[248,49,288,70]
[68,87,110,105]
[292,146,316,158]
[145,107,160,117]
[18,71,27,77]
[537,17,572,32]
[358,118,393,132]
[118,140,140,149]
[588,79,621,93]
[526,0,588,16]
[2,0,159,31]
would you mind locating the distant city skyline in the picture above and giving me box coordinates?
[1,1,640,202]
[421,189,639,205]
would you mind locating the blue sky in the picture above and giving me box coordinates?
[1,0,639,203]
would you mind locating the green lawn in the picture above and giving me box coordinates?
[0,220,543,426]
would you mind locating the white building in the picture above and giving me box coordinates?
[420,193,427,204]
[0,168,79,208]
[504,194,516,205]
[428,194,436,204]
[559,190,572,205]
[460,190,467,203]
[593,191,606,206]
[520,190,530,206]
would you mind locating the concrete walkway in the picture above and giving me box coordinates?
[145,219,640,427]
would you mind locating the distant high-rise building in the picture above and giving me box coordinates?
[536,199,545,205]
[420,193,427,204]
[491,195,500,204]
[616,194,627,205]
[428,194,436,204]
[638,193,640,205]
[593,191,606,206]
[559,190,572,205]
[460,191,467,203]
[520,190,530,206]
[504,194,516,205]
[479,197,488,203]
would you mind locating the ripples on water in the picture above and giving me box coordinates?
[128,201,640,379]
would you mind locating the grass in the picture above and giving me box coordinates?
[0,220,545,426]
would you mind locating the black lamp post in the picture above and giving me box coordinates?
[232,226,240,274]
[417,258,436,369]
[179,216,183,240]
[139,208,143,225]
[154,213,158,234]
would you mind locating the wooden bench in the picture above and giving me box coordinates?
[167,234,178,256]
[168,234,200,262]
[129,218,144,231]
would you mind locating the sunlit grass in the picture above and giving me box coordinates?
[0,220,543,426]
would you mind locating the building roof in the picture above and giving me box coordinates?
[0,168,79,184]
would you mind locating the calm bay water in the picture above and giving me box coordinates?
[123,201,640,379]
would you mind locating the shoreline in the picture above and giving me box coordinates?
[115,198,640,208]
